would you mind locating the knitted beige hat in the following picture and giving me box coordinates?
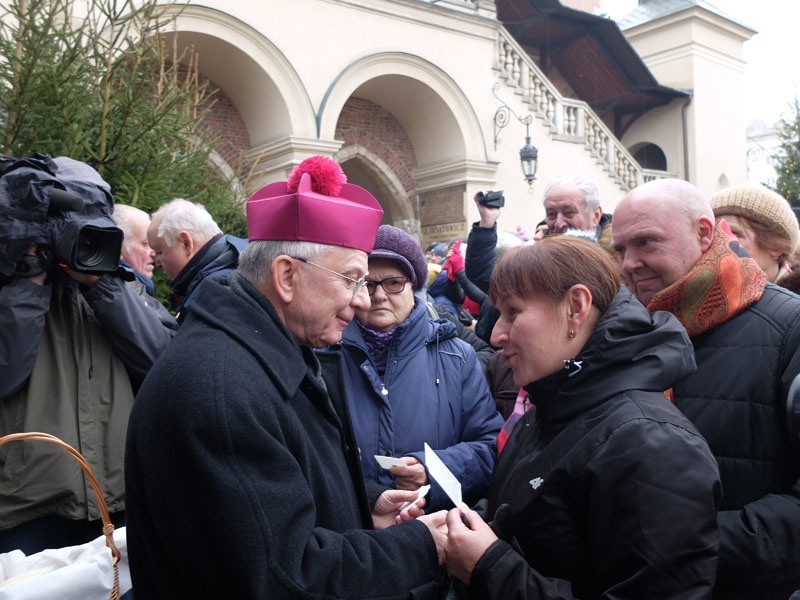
[709,184,799,254]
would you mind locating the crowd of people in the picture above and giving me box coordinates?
[1,152,799,599]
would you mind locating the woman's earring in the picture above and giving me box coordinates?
[568,328,576,339]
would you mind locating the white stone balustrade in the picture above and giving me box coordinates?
[495,28,648,191]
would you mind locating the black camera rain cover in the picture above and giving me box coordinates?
[0,153,115,278]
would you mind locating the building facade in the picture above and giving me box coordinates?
[161,0,755,245]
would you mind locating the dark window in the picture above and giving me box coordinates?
[633,144,667,171]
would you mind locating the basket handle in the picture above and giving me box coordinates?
[0,431,122,568]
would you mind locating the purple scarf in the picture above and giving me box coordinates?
[357,320,397,374]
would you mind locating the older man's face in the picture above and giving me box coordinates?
[543,185,602,234]
[147,219,192,279]
[123,213,155,279]
[286,247,370,348]
[612,190,706,306]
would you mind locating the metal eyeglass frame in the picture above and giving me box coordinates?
[291,256,368,298]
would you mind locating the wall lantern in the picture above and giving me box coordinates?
[493,83,539,188]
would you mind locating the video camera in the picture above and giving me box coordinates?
[0,154,123,282]
[14,188,123,278]
[476,190,505,209]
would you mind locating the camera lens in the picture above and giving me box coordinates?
[75,231,106,268]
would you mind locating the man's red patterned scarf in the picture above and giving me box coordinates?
[647,224,766,337]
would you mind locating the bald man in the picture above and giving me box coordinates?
[613,178,800,598]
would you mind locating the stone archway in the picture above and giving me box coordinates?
[319,53,490,244]
[162,5,319,186]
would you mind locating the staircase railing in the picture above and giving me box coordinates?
[494,27,647,191]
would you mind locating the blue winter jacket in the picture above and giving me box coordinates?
[338,299,503,511]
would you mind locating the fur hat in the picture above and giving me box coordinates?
[247,156,384,253]
[370,225,428,291]
[710,184,799,254]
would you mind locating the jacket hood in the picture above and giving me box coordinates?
[527,286,695,426]
[171,234,246,296]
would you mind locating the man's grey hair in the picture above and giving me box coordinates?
[150,198,221,247]
[237,240,335,286]
[563,228,599,243]
[112,204,150,254]
[543,177,601,211]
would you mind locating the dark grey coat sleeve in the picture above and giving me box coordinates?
[464,225,501,345]
[0,278,51,398]
[82,274,177,385]
[465,223,497,293]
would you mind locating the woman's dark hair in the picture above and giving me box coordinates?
[489,236,622,314]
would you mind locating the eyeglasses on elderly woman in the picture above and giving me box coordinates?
[365,276,409,296]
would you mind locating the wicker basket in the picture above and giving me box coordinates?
[0,432,121,600]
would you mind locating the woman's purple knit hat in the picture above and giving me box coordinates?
[369,225,428,291]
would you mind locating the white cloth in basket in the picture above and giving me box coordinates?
[0,526,130,599]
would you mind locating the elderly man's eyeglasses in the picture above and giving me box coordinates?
[365,276,409,296]
[291,257,368,298]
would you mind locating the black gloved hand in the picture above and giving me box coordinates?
[489,502,512,541]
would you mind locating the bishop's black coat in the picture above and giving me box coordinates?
[125,273,442,598]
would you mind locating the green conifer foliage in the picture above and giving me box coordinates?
[0,0,247,236]
[774,98,800,205]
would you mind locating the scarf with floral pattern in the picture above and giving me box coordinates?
[357,320,397,375]
[647,223,766,337]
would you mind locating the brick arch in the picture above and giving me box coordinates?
[319,53,487,167]
[335,98,417,222]
[320,53,491,240]
[198,79,252,174]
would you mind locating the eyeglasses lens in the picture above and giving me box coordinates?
[366,277,408,296]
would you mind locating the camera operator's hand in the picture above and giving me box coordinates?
[473,192,501,229]
[64,268,101,288]
[23,245,47,286]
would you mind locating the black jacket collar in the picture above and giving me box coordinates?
[525,286,695,428]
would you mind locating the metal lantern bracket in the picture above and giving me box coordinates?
[493,83,532,148]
